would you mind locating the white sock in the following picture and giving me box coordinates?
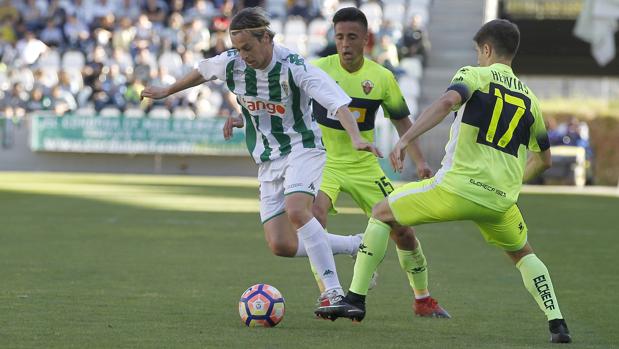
[328,233,360,256]
[297,217,342,292]
[295,232,360,257]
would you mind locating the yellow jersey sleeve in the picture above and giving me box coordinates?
[382,71,410,119]
[528,97,550,152]
[447,66,482,111]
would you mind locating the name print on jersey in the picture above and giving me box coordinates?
[490,70,529,94]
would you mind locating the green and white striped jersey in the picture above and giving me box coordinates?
[197,45,352,164]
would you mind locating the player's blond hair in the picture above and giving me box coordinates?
[230,7,275,41]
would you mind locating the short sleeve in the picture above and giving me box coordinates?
[528,99,550,152]
[446,66,481,111]
[195,50,237,82]
[290,58,351,115]
[382,71,410,119]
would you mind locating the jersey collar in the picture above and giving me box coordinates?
[337,55,366,75]
[491,62,513,73]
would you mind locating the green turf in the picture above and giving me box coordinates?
[0,172,617,348]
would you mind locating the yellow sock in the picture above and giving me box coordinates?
[349,218,390,296]
[516,254,564,320]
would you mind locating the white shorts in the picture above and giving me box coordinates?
[258,148,326,223]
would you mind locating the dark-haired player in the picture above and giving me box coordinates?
[316,19,571,344]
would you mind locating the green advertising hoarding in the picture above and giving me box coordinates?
[30,114,247,155]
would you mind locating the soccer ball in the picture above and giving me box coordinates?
[238,284,285,327]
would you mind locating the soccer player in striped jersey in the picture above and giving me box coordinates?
[141,7,381,307]
[315,19,572,344]
[310,7,449,317]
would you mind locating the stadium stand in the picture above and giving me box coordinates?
[0,0,431,124]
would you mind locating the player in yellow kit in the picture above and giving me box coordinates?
[316,19,572,344]
[309,7,449,317]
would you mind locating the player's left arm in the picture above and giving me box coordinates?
[292,61,382,157]
[523,149,552,182]
[390,91,461,172]
[382,71,431,176]
[391,117,432,178]
[335,106,382,157]
[523,98,552,182]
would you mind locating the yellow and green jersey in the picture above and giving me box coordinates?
[438,63,550,212]
[311,55,410,164]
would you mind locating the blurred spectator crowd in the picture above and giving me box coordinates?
[0,0,431,120]
[540,116,594,186]
[547,116,591,151]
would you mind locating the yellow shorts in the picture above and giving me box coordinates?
[320,160,394,216]
[388,178,528,251]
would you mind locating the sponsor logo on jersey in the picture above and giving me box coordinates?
[469,178,507,197]
[362,80,374,95]
[239,96,287,116]
[349,107,367,123]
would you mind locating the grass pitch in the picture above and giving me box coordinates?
[0,172,617,349]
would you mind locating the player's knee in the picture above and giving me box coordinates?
[390,225,417,248]
[506,242,535,264]
[371,199,394,223]
[391,225,414,240]
[286,207,312,228]
[267,239,296,257]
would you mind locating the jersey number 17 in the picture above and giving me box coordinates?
[477,83,532,156]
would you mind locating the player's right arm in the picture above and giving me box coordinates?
[390,90,461,172]
[140,69,206,100]
[381,69,431,177]
[391,117,432,178]
[390,66,480,171]
[291,59,382,157]
[141,50,233,100]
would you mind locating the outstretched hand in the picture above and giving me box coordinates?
[353,140,383,158]
[223,114,244,140]
[417,163,433,179]
[389,140,407,173]
[140,86,170,100]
